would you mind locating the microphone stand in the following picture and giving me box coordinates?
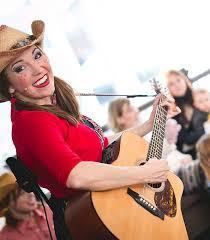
[76,93,156,98]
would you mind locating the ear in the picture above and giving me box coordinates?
[8,87,15,94]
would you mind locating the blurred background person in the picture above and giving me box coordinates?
[193,89,210,113]
[177,133,210,240]
[108,98,141,133]
[193,89,210,134]
[165,70,208,159]
[108,98,192,172]
[0,173,55,240]
[163,119,192,172]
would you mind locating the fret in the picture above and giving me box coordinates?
[146,93,167,162]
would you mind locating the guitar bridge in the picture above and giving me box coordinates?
[127,188,164,220]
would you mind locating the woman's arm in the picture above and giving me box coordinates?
[107,120,152,144]
[66,158,169,191]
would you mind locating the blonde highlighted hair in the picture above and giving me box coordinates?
[108,98,130,133]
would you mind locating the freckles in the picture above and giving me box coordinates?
[17,74,30,88]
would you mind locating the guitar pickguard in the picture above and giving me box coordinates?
[155,180,177,217]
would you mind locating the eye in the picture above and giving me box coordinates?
[34,49,42,60]
[13,65,25,73]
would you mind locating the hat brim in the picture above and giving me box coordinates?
[0,183,17,217]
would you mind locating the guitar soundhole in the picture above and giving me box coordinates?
[148,183,162,188]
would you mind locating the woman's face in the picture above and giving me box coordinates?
[13,191,38,213]
[118,103,140,130]
[167,74,188,97]
[5,45,54,105]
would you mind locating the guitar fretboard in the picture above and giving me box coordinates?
[146,95,167,161]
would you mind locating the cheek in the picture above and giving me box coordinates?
[15,198,24,209]
[42,58,52,70]
[14,74,31,90]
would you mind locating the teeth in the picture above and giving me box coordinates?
[33,75,47,86]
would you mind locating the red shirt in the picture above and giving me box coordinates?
[11,108,108,198]
[0,207,56,240]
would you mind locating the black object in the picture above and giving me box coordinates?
[6,156,62,240]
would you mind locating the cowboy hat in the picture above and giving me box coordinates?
[0,20,45,102]
[0,173,18,217]
[0,173,17,216]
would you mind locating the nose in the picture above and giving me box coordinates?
[31,61,42,76]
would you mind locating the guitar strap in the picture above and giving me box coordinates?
[82,115,106,148]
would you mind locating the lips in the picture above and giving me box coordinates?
[33,74,50,88]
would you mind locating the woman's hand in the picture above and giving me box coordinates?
[148,94,181,128]
[140,158,170,183]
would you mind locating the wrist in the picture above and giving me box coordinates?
[135,165,147,183]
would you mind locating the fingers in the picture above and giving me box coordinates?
[152,94,161,107]
[159,95,181,118]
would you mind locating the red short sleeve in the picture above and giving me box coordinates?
[13,111,82,187]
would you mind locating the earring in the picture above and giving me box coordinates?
[10,93,16,104]
[51,93,57,105]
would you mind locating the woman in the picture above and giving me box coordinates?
[0,20,180,239]
[0,173,55,240]
[165,70,208,159]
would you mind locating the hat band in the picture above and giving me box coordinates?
[10,35,36,50]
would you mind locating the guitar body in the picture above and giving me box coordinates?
[65,132,188,240]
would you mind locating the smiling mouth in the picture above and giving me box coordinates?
[33,74,50,88]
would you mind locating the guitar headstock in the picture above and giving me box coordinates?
[150,78,169,97]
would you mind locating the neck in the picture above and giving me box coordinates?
[174,87,193,106]
[16,93,53,106]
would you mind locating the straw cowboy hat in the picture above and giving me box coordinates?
[0,20,45,102]
[0,173,17,217]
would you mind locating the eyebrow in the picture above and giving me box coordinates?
[11,47,38,70]
[32,47,38,54]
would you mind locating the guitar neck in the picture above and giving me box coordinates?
[146,95,167,161]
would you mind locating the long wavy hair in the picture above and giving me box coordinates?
[108,98,130,132]
[0,186,22,227]
[165,69,193,125]
[0,70,81,125]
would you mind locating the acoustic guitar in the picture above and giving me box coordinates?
[65,80,189,240]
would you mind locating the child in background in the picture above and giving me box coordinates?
[193,89,210,113]
[193,89,210,134]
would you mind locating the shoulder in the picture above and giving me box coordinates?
[12,110,67,139]
[16,110,58,122]
[0,225,15,239]
[13,110,62,129]
[193,109,208,121]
